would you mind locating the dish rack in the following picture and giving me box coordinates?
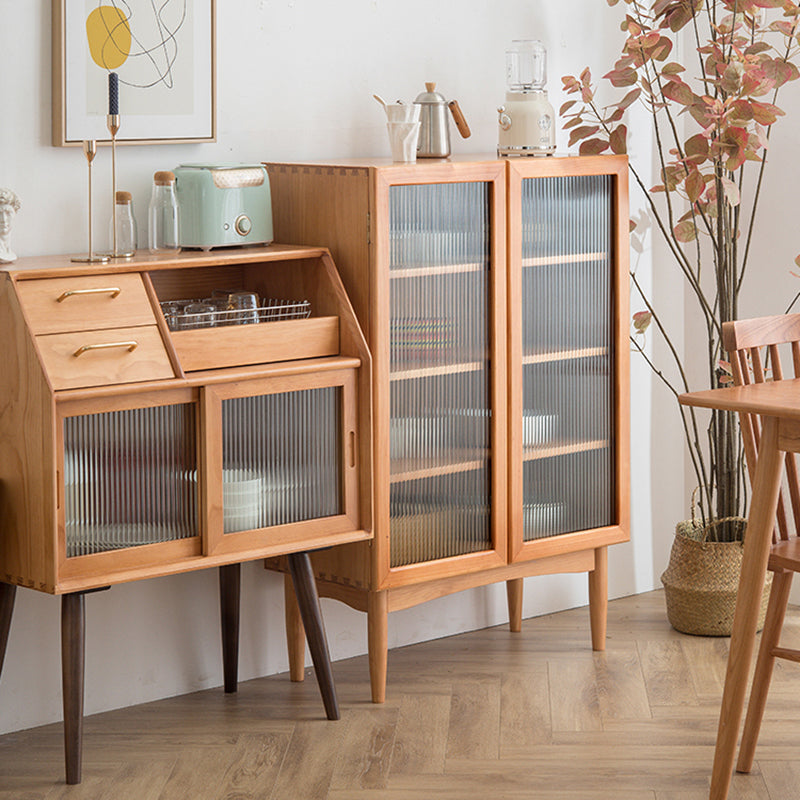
[161,298,312,331]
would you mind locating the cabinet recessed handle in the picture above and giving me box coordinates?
[73,341,138,357]
[57,287,122,302]
[349,431,356,468]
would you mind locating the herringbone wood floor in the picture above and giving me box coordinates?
[2,589,800,799]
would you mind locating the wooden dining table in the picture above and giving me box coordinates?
[679,379,800,800]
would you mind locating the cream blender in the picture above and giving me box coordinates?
[497,39,556,156]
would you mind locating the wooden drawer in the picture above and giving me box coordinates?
[170,316,339,372]
[16,274,156,334]
[37,326,175,390]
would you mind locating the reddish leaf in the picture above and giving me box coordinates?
[580,67,592,86]
[750,100,785,124]
[604,66,638,87]
[618,87,642,110]
[661,62,686,74]
[632,311,652,333]
[568,125,601,147]
[559,100,578,115]
[581,85,594,103]
[728,99,754,121]
[629,218,637,232]
[578,138,611,155]
[673,220,698,242]
[661,79,695,105]
[685,170,705,203]
[685,133,710,161]
[609,125,628,154]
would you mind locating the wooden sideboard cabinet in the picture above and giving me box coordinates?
[265,155,630,703]
[0,245,371,782]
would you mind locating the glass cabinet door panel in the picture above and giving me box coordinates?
[520,175,615,539]
[221,387,341,533]
[64,404,198,557]
[388,182,492,566]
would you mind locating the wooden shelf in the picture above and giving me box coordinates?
[389,262,485,279]
[522,346,608,366]
[522,251,606,268]
[390,360,486,382]
[390,450,490,484]
[523,439,608,462]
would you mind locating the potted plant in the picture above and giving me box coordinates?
[560,0,800,634]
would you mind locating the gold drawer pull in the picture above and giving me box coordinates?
[73,341,138,357]
[57,287,122,302]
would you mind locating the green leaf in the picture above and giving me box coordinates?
[673,220,698,242]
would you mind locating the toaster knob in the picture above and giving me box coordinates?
[234,214,252,236]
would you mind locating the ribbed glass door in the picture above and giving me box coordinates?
[220,387,341,532]
[520,175,614,541]
[388,182,492,567]
[63,403,198,557]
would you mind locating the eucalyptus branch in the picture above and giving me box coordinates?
[630,334,713,514]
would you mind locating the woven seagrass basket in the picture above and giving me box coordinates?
[661,517,773,636]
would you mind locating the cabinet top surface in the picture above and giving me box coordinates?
[3,243,327,280]
[264,153,627,171]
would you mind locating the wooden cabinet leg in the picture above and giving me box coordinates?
[588,546,608,651]
[0,582,16,679]
[287,552,339,720]
[284,573,306,682]
[219,563,241,694]
[61,593,85,786]
[506,578,523,633]
[368,590,388,704]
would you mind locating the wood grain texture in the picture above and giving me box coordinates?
[3,591,800,798]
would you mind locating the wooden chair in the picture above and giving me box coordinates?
[723,312,800,773]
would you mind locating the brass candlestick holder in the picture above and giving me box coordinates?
[105,114,132,257]
[71,140,109,264]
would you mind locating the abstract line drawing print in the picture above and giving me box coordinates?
[84,1,195,117]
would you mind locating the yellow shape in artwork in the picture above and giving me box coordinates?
[86,6,132,70]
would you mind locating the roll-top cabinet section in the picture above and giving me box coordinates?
[0,245,371,595]
[507,157,630,563]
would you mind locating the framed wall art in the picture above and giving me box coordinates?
[52,0,216,146]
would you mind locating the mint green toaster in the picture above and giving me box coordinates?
[173,164,273,250]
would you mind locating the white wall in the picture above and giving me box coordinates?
[0,0,665,736]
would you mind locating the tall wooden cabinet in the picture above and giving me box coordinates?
[265,155,630,702]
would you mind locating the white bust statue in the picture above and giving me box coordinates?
[0,188,20,263]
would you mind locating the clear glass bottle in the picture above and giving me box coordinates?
[110,190,137,257]
[148,170,179,252]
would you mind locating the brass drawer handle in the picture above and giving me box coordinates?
[57,287,122,302]
[73,341,138,357]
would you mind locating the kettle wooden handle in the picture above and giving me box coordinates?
[448,101,471,139]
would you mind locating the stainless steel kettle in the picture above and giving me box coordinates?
[414,82,471,158]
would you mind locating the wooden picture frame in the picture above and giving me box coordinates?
[52,0,216,146]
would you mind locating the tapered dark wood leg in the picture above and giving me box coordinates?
[219,563,241,694]
[61,593,85,785]
[287,552,339,720]
[0,582,16,680]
